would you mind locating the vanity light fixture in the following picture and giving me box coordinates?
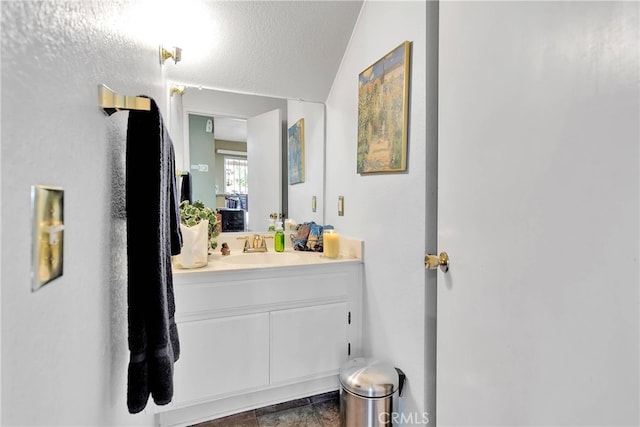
[159,45,182,64]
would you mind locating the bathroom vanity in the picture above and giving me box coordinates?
[157,235,363,427]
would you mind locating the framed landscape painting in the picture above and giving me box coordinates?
[357,41,411,174]
[288,118,305,184]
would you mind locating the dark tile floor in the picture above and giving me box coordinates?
[190,390,340,427]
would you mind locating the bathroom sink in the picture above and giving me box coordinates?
[219,251,305,266]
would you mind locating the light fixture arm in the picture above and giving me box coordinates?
[170,85,186,96]
[159,45,182,65]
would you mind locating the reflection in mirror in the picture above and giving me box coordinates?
[187,114,247,215]
[168,85,326,232]
[212,117,249,232]
[170,87,287,232]
[187,110,281,232]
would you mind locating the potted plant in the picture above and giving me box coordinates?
[179,200,220,251]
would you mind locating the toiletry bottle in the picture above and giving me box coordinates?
[268,218,275,232]
[274,221,285,252]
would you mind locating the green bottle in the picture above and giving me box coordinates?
[274,222,285,252]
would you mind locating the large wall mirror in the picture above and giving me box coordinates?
[169,85,326,232]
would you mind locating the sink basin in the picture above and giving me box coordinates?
[220,251,304,266]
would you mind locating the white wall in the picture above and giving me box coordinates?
[1,2,165,425]
[287,100,325,225]
[0,1,431,425]
[325,1,432,421]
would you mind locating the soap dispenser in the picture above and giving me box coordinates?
[274,221,285,252]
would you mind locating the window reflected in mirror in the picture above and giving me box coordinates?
[224,157,248,194]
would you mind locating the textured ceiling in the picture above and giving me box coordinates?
[165,1,363,103]
[214,116,247,142]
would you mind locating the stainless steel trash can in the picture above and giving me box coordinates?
[339,358,406,427]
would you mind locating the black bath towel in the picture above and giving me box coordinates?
[180,171,192,204]
[125,97,182,414]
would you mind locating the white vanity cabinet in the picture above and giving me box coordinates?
[159,259,362,427]
[173,313,270,405]
[270,302,348,384]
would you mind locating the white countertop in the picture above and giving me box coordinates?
[172,233,363,276]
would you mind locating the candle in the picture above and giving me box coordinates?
[323,229,340,258]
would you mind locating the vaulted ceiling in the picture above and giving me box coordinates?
[164,1,364,103]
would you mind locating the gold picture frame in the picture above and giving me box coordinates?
[288,118,305,184]
[357,41,411,174]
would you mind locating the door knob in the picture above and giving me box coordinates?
[425,252,449,273]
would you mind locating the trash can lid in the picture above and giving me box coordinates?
[339,357,399,398]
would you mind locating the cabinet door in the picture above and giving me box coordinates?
[270,303,348,384]
[173,313,269,406]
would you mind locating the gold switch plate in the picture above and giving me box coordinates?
[31,185,64,291]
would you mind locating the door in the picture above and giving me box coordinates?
[436,2,638,426]
[247,108,282,231]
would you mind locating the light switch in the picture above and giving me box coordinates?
[312,196,317,212]
[338,196,344,216]
[31,185,64,291]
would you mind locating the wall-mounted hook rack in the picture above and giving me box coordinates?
[98,84,151,116]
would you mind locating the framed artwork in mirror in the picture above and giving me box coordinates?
[288,118,305,184]
[357,40,411,174]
